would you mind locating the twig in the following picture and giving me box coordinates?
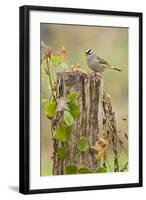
[45,54,56,103]
[117,136,128,156]
[106,157,112,172]
[120,162,128,172]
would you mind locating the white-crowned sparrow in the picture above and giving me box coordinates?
[85,49,122,73]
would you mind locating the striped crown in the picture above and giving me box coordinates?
[85,49,93,55]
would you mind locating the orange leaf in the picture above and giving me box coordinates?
[92,138,109,161]
[60,46,67,59]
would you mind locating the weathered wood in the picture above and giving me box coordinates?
[102,91,119,172]
[52,72,104,175]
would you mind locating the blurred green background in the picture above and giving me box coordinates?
[40,23,128,176]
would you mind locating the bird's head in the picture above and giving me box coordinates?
[85,49,94,56]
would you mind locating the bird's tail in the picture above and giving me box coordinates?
[111,66,122,72]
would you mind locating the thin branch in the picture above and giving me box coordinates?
[45,55,57,103]
[106,157,112,172]
[117,136,128,156]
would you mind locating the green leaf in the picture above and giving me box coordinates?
[96,167,106,173]
[63,110,75,126]
[64,165,78,174]
[78,167,91,174]
[68,102,80,119]
[57,55,62,64]
[78,137,89,152]
[45,101,56,117]
[50,54,56,64]
[54,125,70,142]
[67,92,77,101]
[57,147,66,160]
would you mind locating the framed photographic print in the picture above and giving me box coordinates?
[19,5,143,194]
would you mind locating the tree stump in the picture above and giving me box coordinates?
[52,72,105,175]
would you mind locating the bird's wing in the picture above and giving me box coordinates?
[96,56,109,65]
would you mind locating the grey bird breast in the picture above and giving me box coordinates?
[87,54,102,72]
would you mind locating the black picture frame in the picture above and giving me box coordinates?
[19,5,143,194]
